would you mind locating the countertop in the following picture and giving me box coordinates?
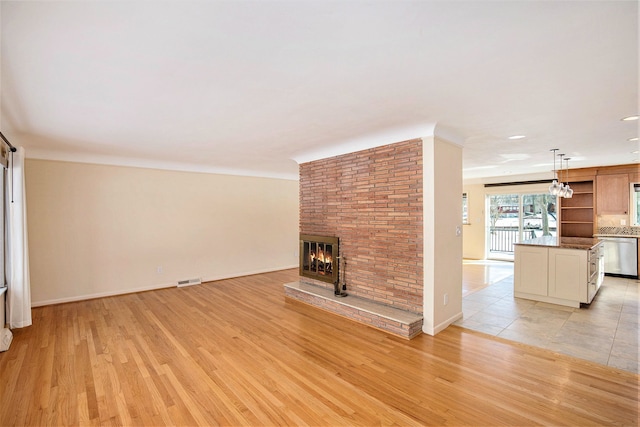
[593,234,640,239]
[515,236,602,250]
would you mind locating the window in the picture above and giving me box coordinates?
[632,183,640,226]
[462,193,469,224]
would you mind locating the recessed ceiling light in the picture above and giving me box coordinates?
[621,115,639,121]
[508,135,526,140]
[632,150,639,154]
[628,137,639,142]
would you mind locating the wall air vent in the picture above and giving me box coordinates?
[177,278,202,288]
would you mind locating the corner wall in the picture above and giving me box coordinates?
[423,137,463,335]
[25,159,299,306]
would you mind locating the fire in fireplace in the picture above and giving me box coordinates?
[299,234,339,285]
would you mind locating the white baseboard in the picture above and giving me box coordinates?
[31,282,175,307]
[422,311,463,336]
[201,264,298,284]
[31,264,299,307]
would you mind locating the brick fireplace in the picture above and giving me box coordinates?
[286,139,424,338]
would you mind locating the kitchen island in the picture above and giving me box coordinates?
[514,236,604,308]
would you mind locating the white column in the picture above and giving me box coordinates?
[422,136,463,335]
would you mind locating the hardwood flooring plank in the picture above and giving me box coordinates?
[1,268,637,426]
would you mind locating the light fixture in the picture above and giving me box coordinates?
[508,135,526,140]
[548,148,564,196]
[556,154,568,197]
[549,149,573,198]
[562,157,573,198]
[621,115,639,121]
[629,137,639,142]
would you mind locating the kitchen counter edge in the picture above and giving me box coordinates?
[514,236,602,250]
[593,233,640,239]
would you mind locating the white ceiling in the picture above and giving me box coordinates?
[1,1,638,182]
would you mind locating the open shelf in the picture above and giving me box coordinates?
[559,181,594,238]
[561,222,595,238]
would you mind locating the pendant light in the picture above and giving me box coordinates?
[556,153,567,197]
[548,148,574,199]
[548,148,563,196]
[563,157,573,198]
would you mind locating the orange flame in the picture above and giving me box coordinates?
[310,250,332,265]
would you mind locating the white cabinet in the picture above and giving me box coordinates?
[514,243,602,308]
[548,248,587,301]
[514,246,548,296]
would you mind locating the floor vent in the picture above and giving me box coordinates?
[177,278,202,288]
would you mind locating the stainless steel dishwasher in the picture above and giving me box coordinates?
[600,237,638,277]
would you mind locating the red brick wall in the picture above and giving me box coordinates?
[299,139,423,313]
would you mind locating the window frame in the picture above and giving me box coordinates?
[632,183,640,226]
[462,192,469,225]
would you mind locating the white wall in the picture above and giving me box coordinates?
[25,160,299,306]
[423,136,463,335]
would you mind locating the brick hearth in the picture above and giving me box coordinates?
[284,281,423,339]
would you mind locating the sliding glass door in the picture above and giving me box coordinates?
[488,194,519,257]
[487,192,557,260]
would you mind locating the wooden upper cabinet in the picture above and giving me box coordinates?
[596,174,629,215]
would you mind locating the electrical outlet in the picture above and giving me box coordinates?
[621,219,626,226]
[156,266,163,274]
[444,293,449,305]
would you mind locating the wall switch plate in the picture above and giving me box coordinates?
[444,293,449,305]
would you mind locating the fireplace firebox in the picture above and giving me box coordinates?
[299,234,339,286]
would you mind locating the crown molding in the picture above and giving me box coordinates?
[26,148,299,181]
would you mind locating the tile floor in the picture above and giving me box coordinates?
[455,260,639,374]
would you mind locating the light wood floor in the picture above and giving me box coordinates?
[1,269,638,426]
[462,259,514,297]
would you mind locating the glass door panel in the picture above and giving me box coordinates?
[521,194,557,240]
[488,194,519,258]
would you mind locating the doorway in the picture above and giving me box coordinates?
[486,192,557,260]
